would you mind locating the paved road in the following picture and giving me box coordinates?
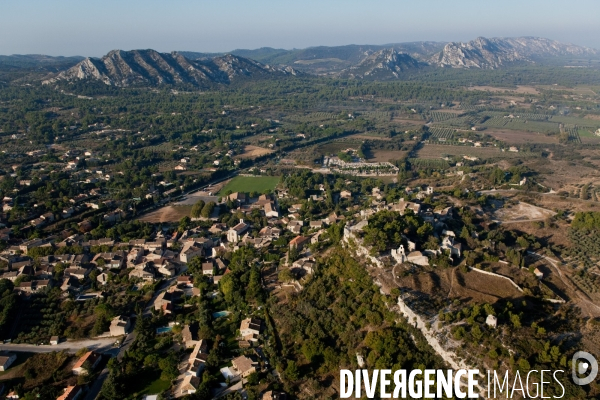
[0,337,118,354]
[84,333,134,400]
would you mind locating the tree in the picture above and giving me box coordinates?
[191,199,205,218]
[158,353,179,381]
[200,202,216,218]
[285,360,299,381]
[288,246,299,263]
[278,268,294,282]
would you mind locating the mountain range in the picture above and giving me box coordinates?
[9,36,596,87]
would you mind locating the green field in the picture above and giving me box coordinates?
[140,378,171,395]
[218,176,281,195]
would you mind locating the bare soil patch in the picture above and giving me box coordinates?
[138,205,192,223]
[368,149,408,162]
[467,85,539,94]
[390,267,523,304]
[234,145,274,159]
[493,201,556,223]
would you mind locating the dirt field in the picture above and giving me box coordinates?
[375,265,523,304]
[524,157,600,193]
[234,145,274,159]
[486,129,558,144]
[367,149,408,162]
[467,85,540,94]
[391,118,425,125]
[138,205,192,223]
[493,201,556,223]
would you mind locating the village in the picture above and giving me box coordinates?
[0,160,567,400]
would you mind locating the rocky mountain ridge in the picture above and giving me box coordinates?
[43,49,299,87]
[40,37,599,85]
[339,49,426,79]
[430,36,598,69]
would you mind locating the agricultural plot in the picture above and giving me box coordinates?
[429,111,464,122]
[578,129,600,138]
[234,145,274,159]
[368,149,409,162]
[315,141,362,156]
[565,229,600,271]
[434,115,480,128]
[360,111,391,122]
[285,112,337,123]
[416,144,528,160]
[495,112,551,121]
[486,118,560,134]
[552,115,600,127]
[565,126,582,143]
[408,158,450,169]
[428,127,455,141]
[217,175,281,195]
[486,129,558,144]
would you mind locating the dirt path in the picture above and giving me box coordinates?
[528,251,600,317]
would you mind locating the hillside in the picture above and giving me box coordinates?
[338,49,427,79]
[42,49,299,87]
[35,37,600,87]
[431,36,598,69]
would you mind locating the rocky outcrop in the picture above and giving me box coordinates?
[43,49,299,87]
[338,49,426,79]
[431,36,598,69]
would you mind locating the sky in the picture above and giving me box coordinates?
[1,0,599,56]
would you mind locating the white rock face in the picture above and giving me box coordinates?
[43,50,300,87]
[431,36,598,69]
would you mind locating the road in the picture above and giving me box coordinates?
[0,337,117,354]
[0,335,133,400]
[83,332,135,400]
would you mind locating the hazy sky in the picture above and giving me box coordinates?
[1,0,599,56]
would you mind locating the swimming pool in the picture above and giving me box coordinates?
[212,311,230,318]
[156,326,173,334]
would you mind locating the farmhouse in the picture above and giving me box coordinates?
[231,355,258,378]
[240,317,262,340]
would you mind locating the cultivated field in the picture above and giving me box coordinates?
[217,175,280,194]
[486,129,558,144]
[367,149,409,162]
[467,85,540,94]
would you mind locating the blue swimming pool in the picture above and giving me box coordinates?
[212,311,230,318]
[156,326,173,334]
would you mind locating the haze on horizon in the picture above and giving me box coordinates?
[1,0,599,57]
